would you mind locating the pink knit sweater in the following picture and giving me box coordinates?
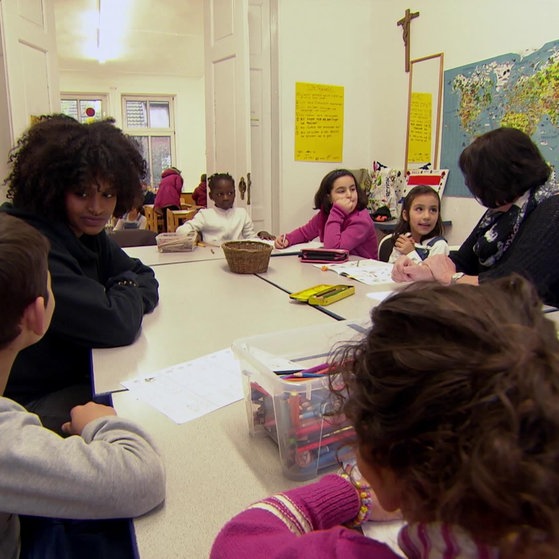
[211,475,499,559]
[286,206,378,259]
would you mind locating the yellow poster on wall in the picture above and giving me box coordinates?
[408,92,432,164]
[295,82,344,162]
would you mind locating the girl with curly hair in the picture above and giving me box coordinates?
[1,114,159,433]
[212,275,559,559]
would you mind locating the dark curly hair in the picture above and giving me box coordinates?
[208,172,235,191]
[4,114,147,220]
[313,169,368,214]
[330,275,559,557]
[459,127,551,208]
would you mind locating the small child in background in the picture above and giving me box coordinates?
[389,185,448,263]
[154,166,183,231]
[177,172,274,244]
[192,173,207,207]
[0,213,165,559]
[274,169,378,259]
[211,275,559,559]
[113,202,147,230]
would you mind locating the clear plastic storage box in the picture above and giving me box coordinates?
[232,319,369,480]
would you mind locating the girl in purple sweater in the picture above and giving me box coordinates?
[212,276,559,559]
[274,169,378,259]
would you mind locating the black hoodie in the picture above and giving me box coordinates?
[1,204,159,404]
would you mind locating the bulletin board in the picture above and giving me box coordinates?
[405,53,444,172]
[294,82,344,162]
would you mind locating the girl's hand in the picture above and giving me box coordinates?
[394,234,415,255]
[334,199,357,214]
[274,235,289,249]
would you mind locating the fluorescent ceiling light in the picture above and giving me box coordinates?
[96,0,132,63]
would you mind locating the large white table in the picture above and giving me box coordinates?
[124,244,224,266]
[93,258,333,394]
[112,391,306,559]
[92,254,398,558]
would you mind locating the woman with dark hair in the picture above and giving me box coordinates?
[392,127,559,305]
[212,276,559,559]
[274,169,378,259]
[0,114,159,433]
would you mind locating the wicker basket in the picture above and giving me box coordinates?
[222,241,273,274]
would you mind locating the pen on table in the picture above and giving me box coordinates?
[281,372,325,380]
[299,362,330,374]
[273,362,330,376]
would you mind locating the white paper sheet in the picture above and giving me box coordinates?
[121,348,243,424]
[315,259,396,286]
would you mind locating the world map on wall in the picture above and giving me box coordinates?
[441,39,559,197]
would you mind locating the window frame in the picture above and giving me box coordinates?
[121,94,177,187]
[60,93,109,123]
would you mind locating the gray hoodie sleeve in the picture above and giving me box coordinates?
[0,397,165,520]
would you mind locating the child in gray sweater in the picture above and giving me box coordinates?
[0,213,165,559]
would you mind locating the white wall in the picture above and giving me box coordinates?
[277,0,559,244]
[275,0,374,235]
[59,72,206,191]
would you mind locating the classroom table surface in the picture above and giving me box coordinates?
[92,258,334,395]
[92,254,402,558]
[112,392,306,559]
[123,240,322,266]
[112,390,403,559]
[123,244,224,266]
[257,255,397,320]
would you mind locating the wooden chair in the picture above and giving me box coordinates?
[144,204,163,233]
[166,208,199,232]
[180,192,195,206]
[378,234,394,262]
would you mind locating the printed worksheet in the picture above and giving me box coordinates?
[122,348,243,424]
[315,259,395,286]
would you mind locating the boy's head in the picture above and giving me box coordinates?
[208,173,235,210]
[0,214,53,351]
[332,275,559,551]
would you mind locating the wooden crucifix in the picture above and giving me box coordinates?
[397,8,420,72]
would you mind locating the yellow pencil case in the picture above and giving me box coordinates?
[289,284,355,306]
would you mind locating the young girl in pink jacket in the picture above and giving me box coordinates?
[274,169,378,259]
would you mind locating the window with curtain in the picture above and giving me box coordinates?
[122,96,176,187]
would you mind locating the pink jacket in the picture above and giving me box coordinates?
[211,475,499,559]
[286,206,378,259]
[154,168,183,209]
[211,475,398,559]
[192,181,207,207]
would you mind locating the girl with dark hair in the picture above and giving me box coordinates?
[388,185,448,263]
[274,169,378,259]
[393,127,559,306]
[212,276,559,559]
[0,114,159,433]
